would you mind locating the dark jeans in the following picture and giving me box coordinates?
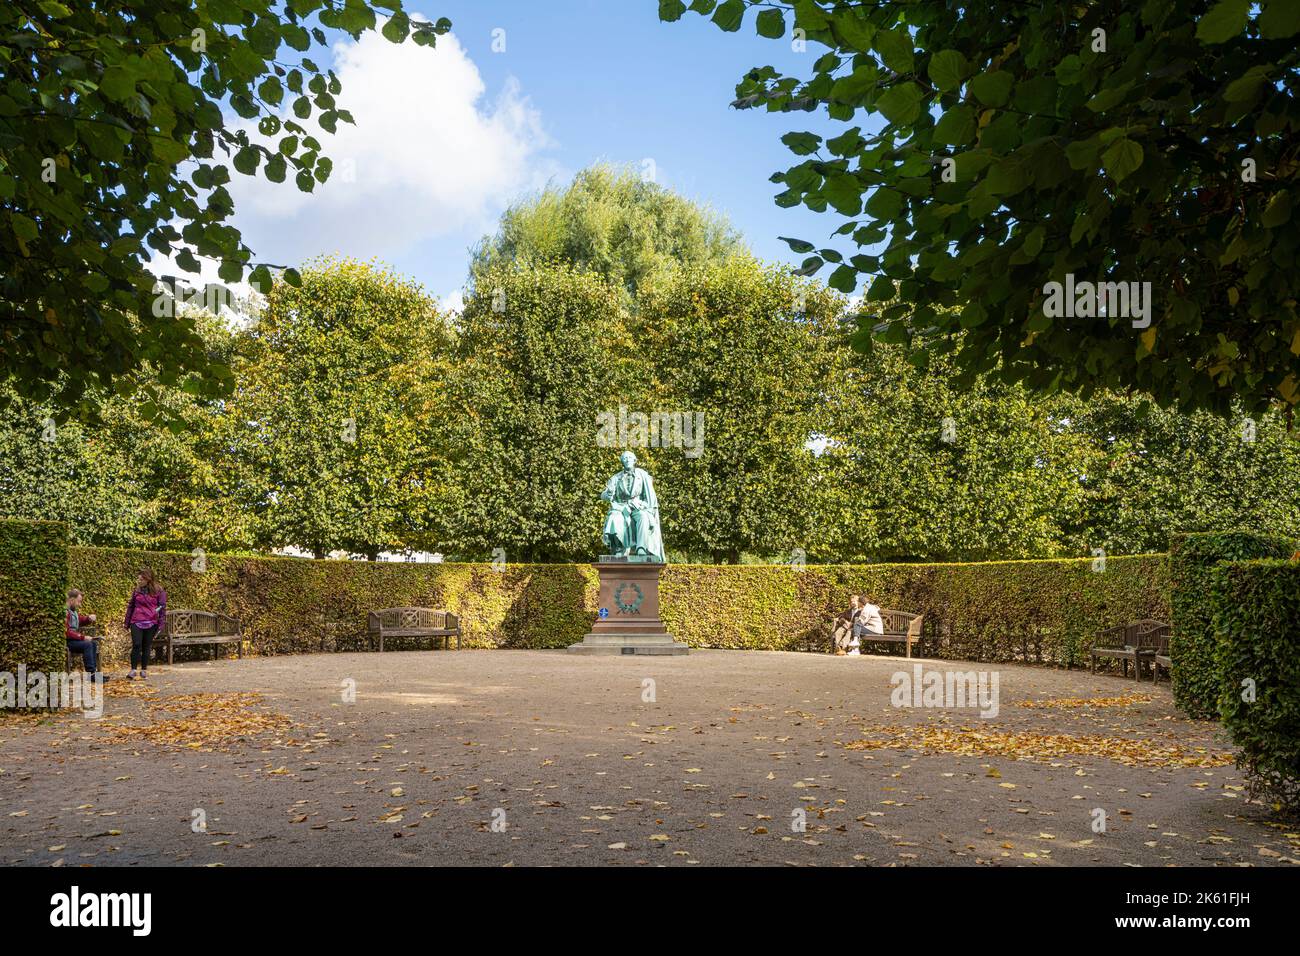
[67,639,97,673]
[130,624,158,669]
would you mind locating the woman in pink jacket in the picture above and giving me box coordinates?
[124,567,167,680]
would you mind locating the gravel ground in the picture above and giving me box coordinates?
[1,649,1295,867]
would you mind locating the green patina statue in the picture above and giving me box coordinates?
[600,450,665,562]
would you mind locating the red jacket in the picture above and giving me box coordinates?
[65,608,85,643]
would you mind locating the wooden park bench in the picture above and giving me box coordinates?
[161,609,244,664]
[1089,619,1169,679]
[367,607,461,652]
[828,604,926,658]
[1151,629,1173,685]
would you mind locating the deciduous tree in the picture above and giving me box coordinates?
[446,261,630,562]
[639,257,844,562]
[659,0,1300,415]
[226,257,452,558]
[0,1,448,415]
[470,163,744,304]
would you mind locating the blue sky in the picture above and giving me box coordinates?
[218,1,855,306]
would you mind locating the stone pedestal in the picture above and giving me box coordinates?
[568,560,688,656]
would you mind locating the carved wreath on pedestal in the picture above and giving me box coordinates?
[613,581,644,614]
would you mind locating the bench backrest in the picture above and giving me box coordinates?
[165,609,237,638]
[1099,619,1170,650]
[832,602,923,637]
[372,607,452,630]
[880,609,923,637]
[1134,621,1171,653]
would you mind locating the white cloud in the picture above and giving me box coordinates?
[144,249,265,327]
[226,30,553,267]
[440,287,465,314]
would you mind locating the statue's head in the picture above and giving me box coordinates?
[619,450,637,471]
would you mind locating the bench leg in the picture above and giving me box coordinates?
[168,640,173,665]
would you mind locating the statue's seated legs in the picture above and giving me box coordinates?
[603,508,628,555]
[604,507,658,557]
[624,510,645,553]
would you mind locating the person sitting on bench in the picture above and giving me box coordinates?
[66,588,108,679]
[834,597,859,654]
[849,596,884,655]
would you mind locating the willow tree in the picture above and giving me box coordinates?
[470,164,745,304]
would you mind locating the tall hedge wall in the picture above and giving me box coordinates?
[1169,531,1295,718]
[67,546,1168,667]
[0,518,68,676]
[1212,559,1300,813]
[661,557,1168,664]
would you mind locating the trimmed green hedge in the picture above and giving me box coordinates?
[663,556,1168,663]
[66,546,1169,667]
[1169,531,1294,718]
[0,518,68,677]
[1212,559,1300,813]
[67,548,596,664]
